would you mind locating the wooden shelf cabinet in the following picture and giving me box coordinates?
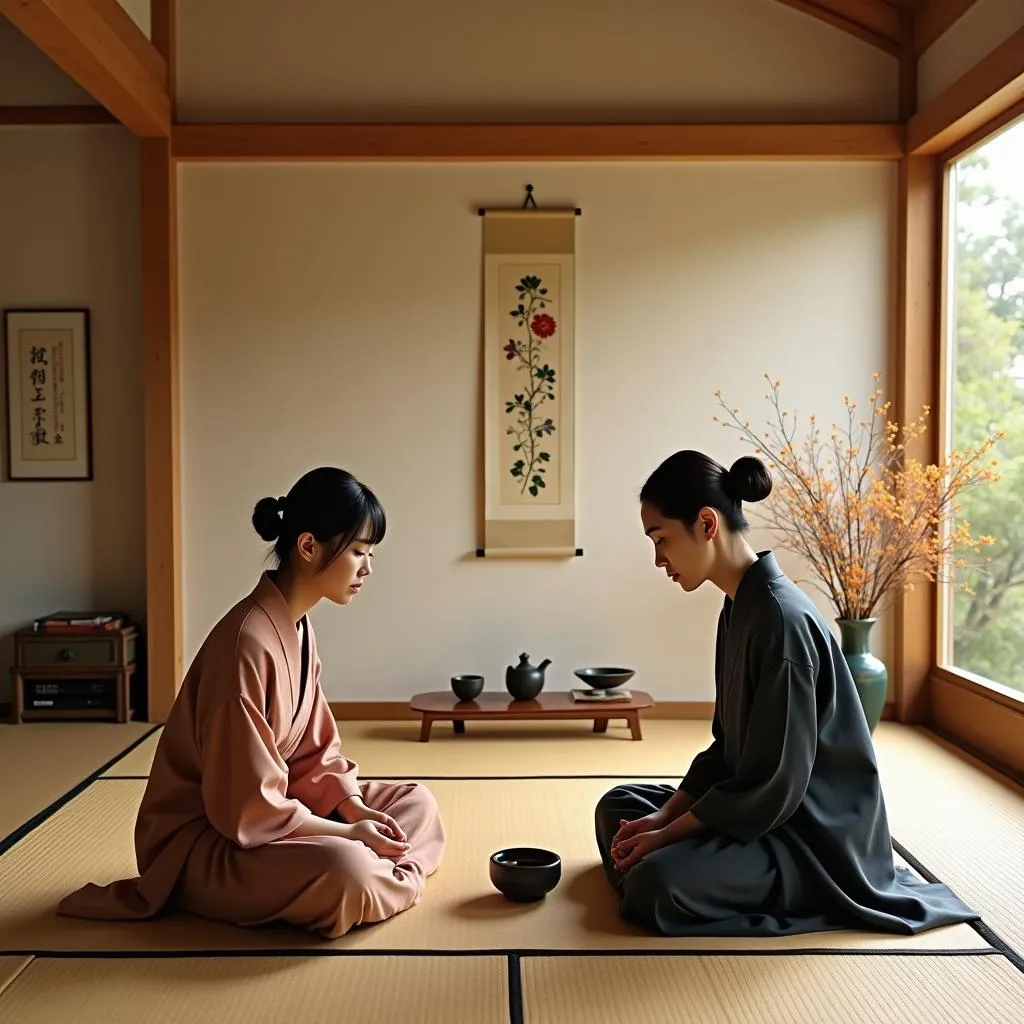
[9,625,138,723]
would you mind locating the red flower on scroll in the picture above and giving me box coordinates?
[506,276,557,497]
[531,313,557,339]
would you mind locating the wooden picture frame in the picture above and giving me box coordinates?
[4,308,93,481]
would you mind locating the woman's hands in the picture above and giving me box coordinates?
[610,809,670,871]
[339,794,407,841]
[338,794,409,859]
[288,800,409,860]
[610,809,669,849]
[610,808,705,872]
[611,825,673,872]
[344,818,410,861]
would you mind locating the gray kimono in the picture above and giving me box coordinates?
[595,551,979,936]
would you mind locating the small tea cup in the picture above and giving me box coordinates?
[451,674,484,702]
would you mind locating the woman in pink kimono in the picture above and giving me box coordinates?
[60,467,445,939]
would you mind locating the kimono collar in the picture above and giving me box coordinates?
[729,550,785,612]
[251,571,303,683]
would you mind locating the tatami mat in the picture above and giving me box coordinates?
[102,719,712,778]
[103,727,161,775]
[0,722,152,840]
[95,718,1024,958]
[0,955,508,1024]
[873,724,1024,955]
[0,957,30,997]
[520,953,1024,1024]
[0,776,986,954]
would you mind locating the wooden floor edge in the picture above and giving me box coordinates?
[329,700,720,721]
[0,699,895,724]
[917,724,1024,794]
[928,674,1024,786]
[0,699,895,726]
[171,122,905,162]
[330,701,895,722]
[331,700,774,721]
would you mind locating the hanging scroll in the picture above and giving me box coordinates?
[478,188,580,558]
[4,309,92,481]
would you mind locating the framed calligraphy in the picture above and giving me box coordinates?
[4,309,92,481]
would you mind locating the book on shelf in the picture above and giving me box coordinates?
[570,688,632,703]
[32,612,126,634]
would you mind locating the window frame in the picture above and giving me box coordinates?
[926,109,1024,785]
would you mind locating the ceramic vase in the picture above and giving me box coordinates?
[837,618,887,733]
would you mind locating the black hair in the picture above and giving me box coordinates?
[639,450,772,533]
[251,467,386,570]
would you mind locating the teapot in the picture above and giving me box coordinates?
[505,653,551,701]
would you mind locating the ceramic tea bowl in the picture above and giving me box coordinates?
[451,674,485,701]
[573,667,635,691]
[489,847,562,902]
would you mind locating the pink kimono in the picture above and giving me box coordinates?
[59,573,445,939]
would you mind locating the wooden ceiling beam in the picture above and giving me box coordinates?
[0,0,170,136]
[772,0,902,56]
[812,0,902,42]
[914,0,982,57]
[172,122,905,162]
[907,23,1024,154]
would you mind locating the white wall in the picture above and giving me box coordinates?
[918,0,1024,108]
[178,161,896,702]
[0,125,146,700]
[0,1,901,707]
[175,0,898,123]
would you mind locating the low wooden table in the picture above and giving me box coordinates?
[410,690,654,742]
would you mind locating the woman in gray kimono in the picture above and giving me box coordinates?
[595,449,979,937]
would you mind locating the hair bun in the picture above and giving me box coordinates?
[252,496,284,542]
[726,456,773,504]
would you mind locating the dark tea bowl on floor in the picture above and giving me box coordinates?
[451,674,484,701]
[489,847,562,902]
[573,667,635,691]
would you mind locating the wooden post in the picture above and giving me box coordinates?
[141,1,181,722]
[892,154,942,723]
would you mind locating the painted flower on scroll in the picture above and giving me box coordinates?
[531,313,557,339]
[506,276,557,496]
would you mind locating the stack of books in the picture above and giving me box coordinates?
[570,688,632,703]
[31,611,126,634]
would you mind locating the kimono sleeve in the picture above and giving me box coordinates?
[679,706,728,800]
[200,694,311,848]
[679,610,729,798]
[689,655,818,843]
[286,648,361,817]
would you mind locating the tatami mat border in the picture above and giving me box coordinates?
[508,954,524,1024]
[0,726,160,858]
[891,839,1024,975]
[0,957,32,998]
[80,774,688,782]
[3,946,1009,960]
